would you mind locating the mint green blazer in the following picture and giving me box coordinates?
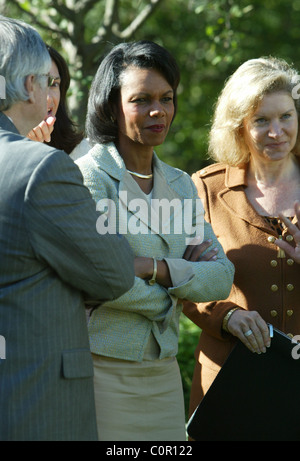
[76,143,234,361]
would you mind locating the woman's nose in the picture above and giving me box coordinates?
[149,102,165,117]
[268,120,283,138]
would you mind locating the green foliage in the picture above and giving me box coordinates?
[4,0,300,175]
[137,0,300,174]
[177,315,201,420]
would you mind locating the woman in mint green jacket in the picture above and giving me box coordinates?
[76,40,234,441]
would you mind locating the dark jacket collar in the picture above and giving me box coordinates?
[0,112,19,134]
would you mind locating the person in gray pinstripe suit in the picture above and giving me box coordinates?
[0,16,135,441]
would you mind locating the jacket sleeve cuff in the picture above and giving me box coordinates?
[164,258,194,288]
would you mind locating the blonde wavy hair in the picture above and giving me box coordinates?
[208,57,300,166]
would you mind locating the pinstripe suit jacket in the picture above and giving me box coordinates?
[76,143,235,361]
[0,115,135,440]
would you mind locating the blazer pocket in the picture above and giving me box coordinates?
[62,348,94,379]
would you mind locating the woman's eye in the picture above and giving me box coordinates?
[254,117,267,125]
[132,98,146,103]
[50,79,60,89]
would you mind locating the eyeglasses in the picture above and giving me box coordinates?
[36,74,55,87]
[48,76,58,87]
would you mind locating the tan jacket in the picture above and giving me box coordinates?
[185,162,300,374]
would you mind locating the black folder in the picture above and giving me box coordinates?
[187,326,300,441]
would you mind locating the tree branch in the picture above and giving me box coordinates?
[50,0,77,21]
[113,0,163,38]
[79,0,100,15]
[92,0,118,42]
[7,0,69,38]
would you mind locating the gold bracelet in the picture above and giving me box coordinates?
[148,258,157,286]
[222,307,240,333]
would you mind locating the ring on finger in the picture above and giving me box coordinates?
[244,329,253,337]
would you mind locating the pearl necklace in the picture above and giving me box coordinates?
[127,169,153,179]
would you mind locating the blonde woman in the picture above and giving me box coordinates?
[184,57,300,419]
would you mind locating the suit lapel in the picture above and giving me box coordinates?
[151,158,183,239]
[219,164,273,233]
[0,113,19,134]
[119,155,183,244]
[91,143,184,246]
[90,142,124,181]
[119,172,159,236]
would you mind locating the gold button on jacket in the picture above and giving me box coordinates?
[186,161,300,410]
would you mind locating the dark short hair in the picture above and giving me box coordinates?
[86,40,180,145]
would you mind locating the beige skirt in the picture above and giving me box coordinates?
[92,353,186,441]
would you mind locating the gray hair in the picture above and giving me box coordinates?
[0,15,51,111]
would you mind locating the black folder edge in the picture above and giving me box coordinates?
[187,325,300,441]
